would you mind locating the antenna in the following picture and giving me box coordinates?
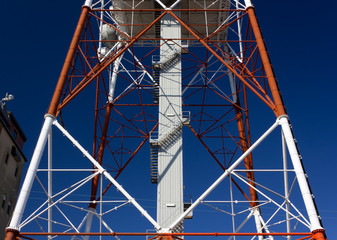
[1,93,14,107]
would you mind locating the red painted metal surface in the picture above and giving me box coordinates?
[6,3,327,240]
[50,6,324,236]
[18,231,313,237]
[48,6,91,116]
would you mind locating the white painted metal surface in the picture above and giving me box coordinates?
[279,116,323,232]
[169,118,280,230]
[84,208,95,240]
[7,115,55,231]
[282,131,291,239]
[102,0,247,42]
[157,5,184,231]
[244,0,253,8]
[53,120,161,231]
[47,129,52,239]
[83,0,93,8]
[7,1,325,238]
[253,208,265,240]
[108,43,123,102]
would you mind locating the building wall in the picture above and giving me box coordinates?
[0,108,26,240]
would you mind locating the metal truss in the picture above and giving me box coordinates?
[5,0,326,240]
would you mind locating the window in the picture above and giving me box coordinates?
[14,166,18,177]
[7,201,11,215]
[1,196,5,208]
[4,153,9,164]
[13,129,17,140]
[11,146,21,162]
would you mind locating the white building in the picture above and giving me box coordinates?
[0,104,26,240]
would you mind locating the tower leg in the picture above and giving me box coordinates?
[234,106,266,238]
[83,208,95,240]
[48,129,53,239]
[278,116,324,234]
[282,132,291,239]
[5,4,92,239]
[47,6,90,116]
[5,115,55,236]
[245,3,285,117]
[4,229,18,240]
[312,229,326,240]
[252,209,264,240]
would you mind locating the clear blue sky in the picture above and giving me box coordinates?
[1,0,336,238]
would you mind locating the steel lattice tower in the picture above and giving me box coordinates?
[5,0,327,240]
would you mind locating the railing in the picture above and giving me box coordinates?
[149,111,190,145]
[151,50,181,70]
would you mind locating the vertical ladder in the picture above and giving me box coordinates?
[150,143,159,184]
[152,62,160,104]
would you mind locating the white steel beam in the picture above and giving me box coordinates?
[108,43,123,102]
[7,114,55,231]
[227,211,254,240]
[169,118,280,231]
[257,213,274,240]
[244,0,253,8]
[169,0,182,10]
[231,172,311,228]
[282,131,291,239]
[53,120,161,230]
[252,208,264,240]
[83,208,95,240]
[20,173,99,229]
[71,212,89,240]
[93,212,120,240]
[54,205,80,234]
[47,129,53,239]
[278,116,323,232]
[83,0,93,8]
[155,0,167,9]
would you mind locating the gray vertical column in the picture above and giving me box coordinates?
[156,9,184,231]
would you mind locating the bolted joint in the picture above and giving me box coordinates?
[277,114,289,122]
[159,236,172,240]
[159,228,170,233]
[311,229,326,240]
[82,0,93,8]
[44,113,56,120]
[88,201,97,209]
[244,0,254,9]
[5,229,19,240]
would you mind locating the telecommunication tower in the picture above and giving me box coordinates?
[5,0,327,240]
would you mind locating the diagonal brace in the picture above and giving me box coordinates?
[168,118,280,231]
[53,120,161,231]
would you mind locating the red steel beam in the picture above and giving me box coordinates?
[167,11,276,112]
[92,9,245,12]
[18,232,312,237]
[95,123,158,203]
[89,105,112,208]
[234,104,258,206]
[245,6,286,117]
[4,5,92,240]
[47,6,90,116]
[188,125,252,203]
[15,5,325,240]
[80,39,256,42]
[56,10,168,112]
